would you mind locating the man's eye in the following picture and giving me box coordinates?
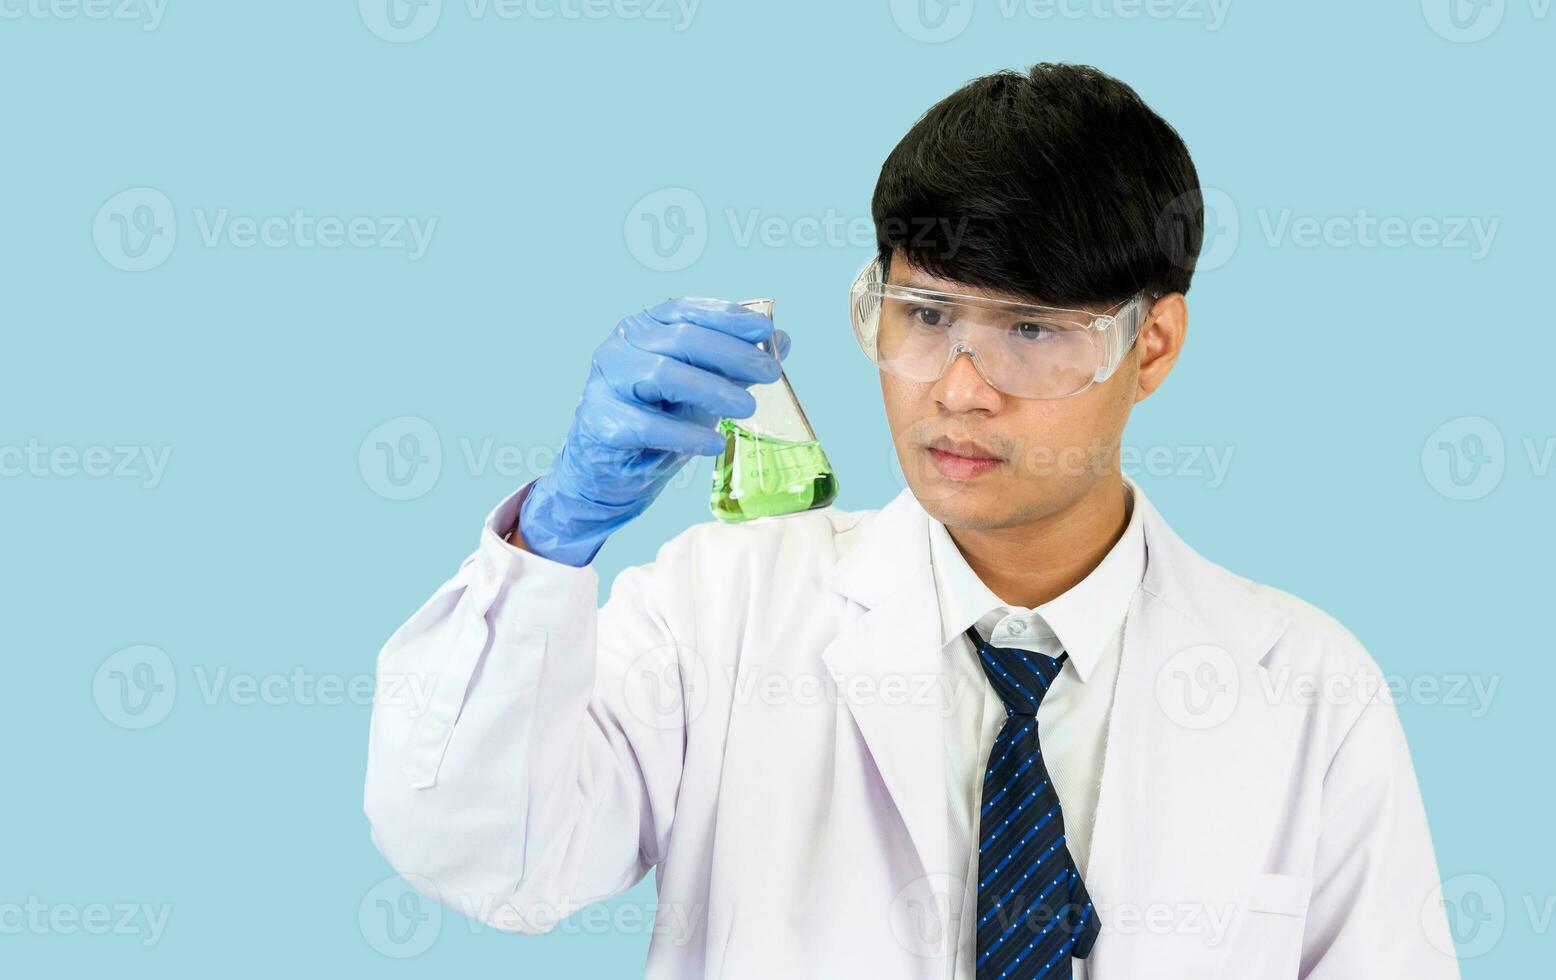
[1014,321,1055,341]
[913,307,946,327]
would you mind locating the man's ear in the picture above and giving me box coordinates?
[1134,293,1187,403]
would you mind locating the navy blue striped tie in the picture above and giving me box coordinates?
[967,623,1099,979]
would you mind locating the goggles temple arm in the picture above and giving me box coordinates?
[1093,291,1158,382]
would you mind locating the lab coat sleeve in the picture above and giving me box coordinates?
[1299,684,1461,979]
[363,481,696,933]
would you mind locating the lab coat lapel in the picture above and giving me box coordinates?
[820,489,951,886]
[815,482,1305,976]
[1084,482,1303,978]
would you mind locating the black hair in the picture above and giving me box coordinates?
[871,63,1202,306]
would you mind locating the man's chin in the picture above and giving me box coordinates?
[906,474,1011,527]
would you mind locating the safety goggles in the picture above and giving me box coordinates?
[849,257,1155,399]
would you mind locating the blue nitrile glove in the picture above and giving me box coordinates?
[517,297,791,567]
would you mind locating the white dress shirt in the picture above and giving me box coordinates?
[931,483,1147,980]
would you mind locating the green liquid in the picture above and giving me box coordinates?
[710,418,839,523]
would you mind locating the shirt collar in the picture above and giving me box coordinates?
[928,479,1147,683]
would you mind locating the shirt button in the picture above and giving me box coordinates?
[1008,621,1027,635]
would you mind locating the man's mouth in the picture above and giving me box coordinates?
[924,437,1003,479]
[926,436,1002,461]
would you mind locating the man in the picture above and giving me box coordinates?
[364,64,1458,978]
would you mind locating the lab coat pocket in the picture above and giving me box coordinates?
[1247,871,1312,917]
[1218,872,1312,978]
[465,613,549,701]
[401,606,544,788]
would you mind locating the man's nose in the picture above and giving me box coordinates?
[932,350,1002,409]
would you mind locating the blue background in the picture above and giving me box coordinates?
[2,0,1549,975]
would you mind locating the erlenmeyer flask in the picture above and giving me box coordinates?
[709,298,839,523]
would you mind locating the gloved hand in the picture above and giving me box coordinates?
[517,297,791,567]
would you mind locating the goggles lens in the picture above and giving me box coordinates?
[850,260,1148,400]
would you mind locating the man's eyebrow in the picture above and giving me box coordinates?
[886,279,1095,312]
[890,276,1002,299]
[888,272,951,291]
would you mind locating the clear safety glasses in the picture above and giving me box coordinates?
[849,257,1155,399]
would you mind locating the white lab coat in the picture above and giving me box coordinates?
[364,476,1459,979]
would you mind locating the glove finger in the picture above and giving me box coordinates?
[620,315,782,386]
[646,296,775,344]
[770,328,792,363]
[595,340,758,420]
[577,391,727,458]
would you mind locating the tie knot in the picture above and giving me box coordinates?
[966,624,1067,716]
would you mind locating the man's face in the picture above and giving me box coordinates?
[878,252,1144,531]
